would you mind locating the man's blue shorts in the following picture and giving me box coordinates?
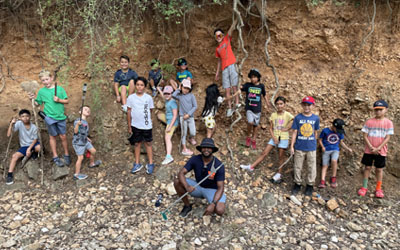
[18,142,40,156]
[45,118,67,136]
[186,178,226,203]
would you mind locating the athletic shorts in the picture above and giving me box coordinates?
[361,153,386,168]
[204,115,216,129]
[166,125,177,137]
[186,178,226,203]
[46,119,67,136]
[128,126,153,144]
[118,84,129,93]
[246,110,261,126]
[222,64,238,89]
[267,138,289,149]
[322,150,340,166]
[73,142,93,156]
[18,142,40,156]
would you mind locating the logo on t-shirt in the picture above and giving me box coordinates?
[327,133,340,144]
[248,87,261,106]
[300,123,313,137]
[208,171,216,180]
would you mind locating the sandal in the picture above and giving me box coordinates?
[375,189,384,198]
[357,187,368,197]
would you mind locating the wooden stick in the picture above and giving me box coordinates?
[31,99,44,185]
[2,128,13,179]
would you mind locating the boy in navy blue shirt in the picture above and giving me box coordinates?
[113,55,138,112]
[290,96,320,196]
[318,119,353,188]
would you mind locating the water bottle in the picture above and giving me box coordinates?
[155,193,163,207]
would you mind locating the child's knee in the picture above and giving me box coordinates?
[375,168,383,173]
[59,134,67,140]
[89,148,96,154]
[145,141,152,147]
[12,153,22,160]
[76,155,84,161]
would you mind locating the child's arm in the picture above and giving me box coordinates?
[375,135,391,154]
[225,89,241,102]
[7,118,17,137]
[269,120,279,144]
[54,96,68,104]
[340,141,353,153]
[26,139,38,157]
[363,132,376,152]
[171,89,180,100]
[187,95,197,117]
[281,118,294,132]
[157,86,164,99]
[170,80,178,90]
[167,108,178,132]
[74,120,82,134]
[215,59,221,82]
[318,138,325,152]
[127,107,133,134]
[290,129,297,154]
[228,18,238,37]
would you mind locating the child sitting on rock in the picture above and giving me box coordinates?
[157,85,179,165]
[318,118,352,188]
[113,55,138,112]
[148,58,163,97]
[240,96,293,184]
[201,83,224,138]
[169,58,194,89]
[6,110,41,185]
[72,106,101,180]
[172,79,197,156]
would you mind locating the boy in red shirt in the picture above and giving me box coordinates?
[214,19,240,117]
[358,100,394,198]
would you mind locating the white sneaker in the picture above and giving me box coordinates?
[236,103,242,109]
[272,173,281,181]
[122,104,128,112]
[226,108,234,117]
[162,156,174,165]
[240,164,254,171]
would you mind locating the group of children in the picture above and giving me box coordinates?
[5,22,394,200]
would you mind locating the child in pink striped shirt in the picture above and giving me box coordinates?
[357,100,394,198]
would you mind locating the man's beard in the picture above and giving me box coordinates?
[201,151,212,158]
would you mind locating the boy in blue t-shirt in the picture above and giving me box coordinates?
[318,119,353,188]
[169,58,194,89]
[113,55,138,112]
[290,96,320,196]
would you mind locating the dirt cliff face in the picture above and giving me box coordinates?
[0,1,399,177]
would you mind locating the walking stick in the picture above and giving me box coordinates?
[80,83,88,121]
[2,120,14,178]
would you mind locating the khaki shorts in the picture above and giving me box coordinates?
[158,112,177,136]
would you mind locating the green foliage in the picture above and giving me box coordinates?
[160,63,176,81]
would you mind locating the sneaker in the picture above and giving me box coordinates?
[251,140,256,150]
[245,137,251,147]
[330,177,337,188]
[240,164,254,171]
[146,163,155,174]
[357,187,368,197]
[53,157,64,167]
[236,103,242,109]
[73,173,88,180]
[318,180,326,188]
[64,155,71,166]
[189,138,197,145]
[271,173,282,183]
[131,163,144,174]
[179,204,192,218]
[375,189,384,198]
[89,160,102,168]
[6,175,14,185]
[181,149,193,156]
[304,185,313,196]
[162,156,174,165]
[226,108,234,117]
[122,104,128,112]
[152,88,157,97]
[292,183,302,195]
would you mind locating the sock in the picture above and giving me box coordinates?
[166,154,172,158]
[376,181,382,191]
[7,172,13,178]
[273,173,281,181]
[362,178,368,188]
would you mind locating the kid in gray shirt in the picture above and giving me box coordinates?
[172,79,197,156]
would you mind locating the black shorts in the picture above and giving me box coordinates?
[361,153,386,168]
[128,127,153,144]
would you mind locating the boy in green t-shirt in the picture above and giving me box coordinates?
[29,70,70,167]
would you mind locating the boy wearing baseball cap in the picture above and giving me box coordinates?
[318,119,353,188]
[358,100,394,198]
[290,96,320,196]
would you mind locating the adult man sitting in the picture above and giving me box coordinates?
[174,138,226,218]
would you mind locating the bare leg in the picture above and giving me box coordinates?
[120,85,127,105]
[134,142,141,164]
[88,147,96,165]
[74,155,84,175]
[49,135,58,158]
[225,87,232,109]
[375,168,383,182]
[363,166,372,180]
[174,178,190,206]
[251,144,274,169]
[207,127,216,138]
[247,123,253,138]
[34,144,41,153]
[8,152,24,173]
[145,141,153,164]
[331,160,338,177]
[252,125,259,141]
[59,134,69,156]
[165,134,173,156]
[277,148,286,174]
[320,165,328,181]
[232,86,239,105]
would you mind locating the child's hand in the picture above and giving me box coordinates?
[28,93,36,100]
[128,126,132,134]
[290,147,294,155]
[77,120,82,126]
[215,73,219,82]
[53,96,60,102]
[116,96,121,103]
[321,146,326,153]
[166,124,171,133]
[371,147,380,154]
[183,114,190,120]
[264,104,270,113]
[10,118,17,124]
[26,150,32,158]
[273,138,279,145]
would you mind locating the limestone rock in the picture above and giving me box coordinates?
[25,160,40,180]
[261,192,277,208]
[326,199,339,211]
[52,166,70,180]
[166,182,177,196]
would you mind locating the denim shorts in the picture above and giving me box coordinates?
[267,138,289,149]
[322,150,340,166]
[45,118,67,136]
[186,178,226,203]
[73,142,93,156]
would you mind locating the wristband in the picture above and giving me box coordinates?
[212,201,217,205]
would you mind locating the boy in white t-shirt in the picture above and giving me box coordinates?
[127,77,155,175]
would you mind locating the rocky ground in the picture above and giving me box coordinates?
[0,104,399,250]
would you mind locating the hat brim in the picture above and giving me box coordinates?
[373,106,386,109]
[301,101,314,105]
[196,145,218,153]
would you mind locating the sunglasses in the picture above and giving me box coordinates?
[215,34,223,39]
[164,93,171,95]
